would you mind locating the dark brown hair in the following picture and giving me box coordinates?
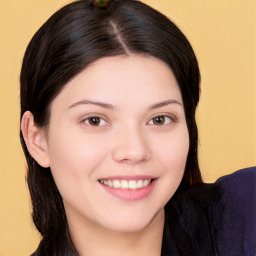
[20,0,202,254]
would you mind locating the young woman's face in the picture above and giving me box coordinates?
[44,55,189,232]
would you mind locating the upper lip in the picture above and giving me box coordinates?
[98,175,157,181]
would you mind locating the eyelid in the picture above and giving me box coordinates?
[147,113,178,125]
[81,113,110,127]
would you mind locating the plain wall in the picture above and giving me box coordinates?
[0,0,255,255]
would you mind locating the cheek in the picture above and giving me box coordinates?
[153,125,189,190]
[153,126,189,203]
[153,125,189,169]
[134,125,189,214]
[46,128,109,192]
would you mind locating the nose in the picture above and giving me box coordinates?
[112,125,151,164]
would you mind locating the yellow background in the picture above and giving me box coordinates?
[0,0,255,255]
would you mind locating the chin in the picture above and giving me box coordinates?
[100,208,164,233]
[109,222,148,233]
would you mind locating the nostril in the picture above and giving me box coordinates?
[112,146,151,163]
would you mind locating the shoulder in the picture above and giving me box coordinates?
[163,167,256,255]
[215,166,256,191]
[212,166,256,218]
[212,166,256,217]
[209,167,256,255]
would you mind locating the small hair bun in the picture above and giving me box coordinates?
[94,0,111,8]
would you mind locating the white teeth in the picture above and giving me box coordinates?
[143,180,150,187]
[107,180,113,187]
[128,180,137,189]
[120,180,129,189]
[137,180,143,188]
[100,179,152,189]
[113,180,121,188]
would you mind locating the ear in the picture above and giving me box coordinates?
[21,111,50,168]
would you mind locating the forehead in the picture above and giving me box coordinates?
[51,54,182,110]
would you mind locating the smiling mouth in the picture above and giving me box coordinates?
[98,179,154,189]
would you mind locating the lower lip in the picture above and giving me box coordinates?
[99,180,157,201]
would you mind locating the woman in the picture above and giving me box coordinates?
[20,0,255,255]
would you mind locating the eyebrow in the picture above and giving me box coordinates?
[149,99,182,109]
[67,99,115,110]
[67,98,182,111]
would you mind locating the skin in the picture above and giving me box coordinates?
[22,55,189,256]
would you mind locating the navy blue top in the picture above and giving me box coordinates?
[31,167,256,256]
[210,167,256,255]
[162,167,256,255]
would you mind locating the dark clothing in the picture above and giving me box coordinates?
[31,167,256,256]
[162,167,256,256]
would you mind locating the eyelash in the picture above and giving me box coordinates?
[83,116,109,126]
[82,114,177,127]
[148,115,176,125]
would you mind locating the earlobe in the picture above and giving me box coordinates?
[21,111,50,168]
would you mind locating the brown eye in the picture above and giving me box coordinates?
[153,116,165,125]
[148,115,173,125]
[84,117,108,126]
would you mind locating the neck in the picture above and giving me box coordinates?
[66,209,165,256]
